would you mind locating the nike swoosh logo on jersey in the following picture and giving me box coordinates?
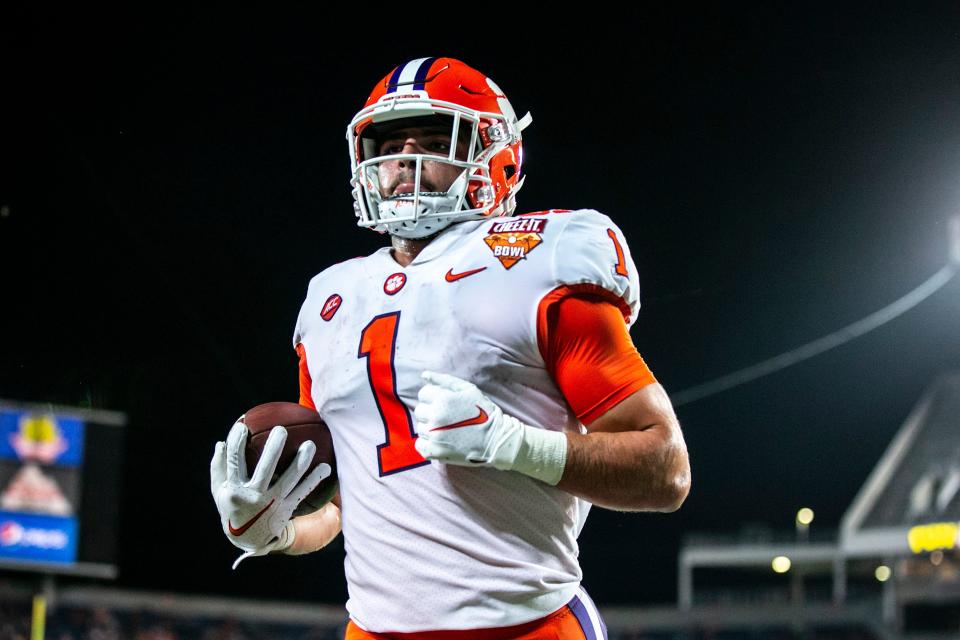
[444,267,487,282]
[228,498,275,536]
[432,407,489,431]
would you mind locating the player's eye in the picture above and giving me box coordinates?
[378,135,452,156]
[380,142,403,155]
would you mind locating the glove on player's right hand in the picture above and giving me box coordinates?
[210,421,331,569]
[414,371,567,485]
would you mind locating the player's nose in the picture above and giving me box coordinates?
[396,138,423,167]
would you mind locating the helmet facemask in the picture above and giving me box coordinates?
[348,100,523,239]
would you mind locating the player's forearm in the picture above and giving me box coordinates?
[284,502,342,555]
[555,425,690,512]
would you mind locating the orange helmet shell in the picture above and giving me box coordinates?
[347,57,531,237]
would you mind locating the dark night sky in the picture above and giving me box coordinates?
[3,5,960,606]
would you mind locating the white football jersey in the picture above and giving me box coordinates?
[293,209,640,632]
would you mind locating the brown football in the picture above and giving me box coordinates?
[240,402,337,517]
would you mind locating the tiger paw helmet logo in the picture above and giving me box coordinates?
[484,218,548,269]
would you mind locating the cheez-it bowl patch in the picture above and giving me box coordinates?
[484,218,548,269]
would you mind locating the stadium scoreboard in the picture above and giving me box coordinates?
[0,400,124,578]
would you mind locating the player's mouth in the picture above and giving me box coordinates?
[388,182,444,201]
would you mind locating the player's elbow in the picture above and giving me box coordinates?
[657,461,691,513]
[620,461,689,513]
[652,430,691,513]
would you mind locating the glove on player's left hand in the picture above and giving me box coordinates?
[210,422,330,569]
[413,371,568,485]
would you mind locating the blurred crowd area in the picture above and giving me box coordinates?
[0,602,344,640]
[0,602,883,640]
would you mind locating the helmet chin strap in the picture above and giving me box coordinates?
[373,168,480,239]
[377,192,462,239]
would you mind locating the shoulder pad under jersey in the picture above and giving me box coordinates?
[549,209,641,326]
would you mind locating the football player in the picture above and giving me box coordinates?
[211,57,691,639]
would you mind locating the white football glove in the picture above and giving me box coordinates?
[413,371,568,485]
[210,421,331,569]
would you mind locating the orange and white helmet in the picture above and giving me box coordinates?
[347,57,532,239]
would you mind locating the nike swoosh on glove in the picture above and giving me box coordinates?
[413,371,568,485]
[210,421,331,569]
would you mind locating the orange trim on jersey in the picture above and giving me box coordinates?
[537,283,632,331]
[295,342,317,410]
[344,604,587,640]
[536,285,657,426]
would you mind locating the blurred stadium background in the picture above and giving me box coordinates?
[0,370,957,638]
[3,4,960,640]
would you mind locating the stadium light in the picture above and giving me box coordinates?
[796,507,814,526]
[875,565,891,582]
[772,556,791,573]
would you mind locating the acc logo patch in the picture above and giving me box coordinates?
[320,294,342,321]
[484,218,548,269]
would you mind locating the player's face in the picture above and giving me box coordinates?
[376,125,470,198]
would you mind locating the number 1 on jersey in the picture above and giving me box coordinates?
[358,312,428,476]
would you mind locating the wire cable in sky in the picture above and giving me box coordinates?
[672,262,959,407]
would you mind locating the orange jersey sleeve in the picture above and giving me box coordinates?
[295,342,317,410]
[537,285,657,426]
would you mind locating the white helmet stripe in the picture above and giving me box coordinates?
[388,58,435,93]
